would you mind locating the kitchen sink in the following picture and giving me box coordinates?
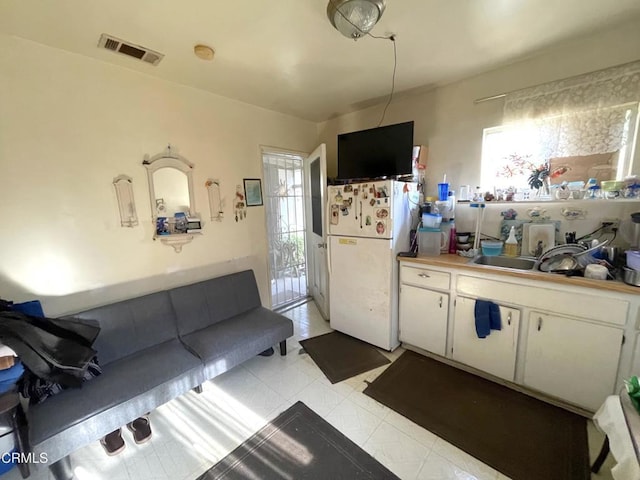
[469,255,538,271]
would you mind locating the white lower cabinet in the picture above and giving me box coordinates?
[398,260,636,412]
[452,296,520,381]
[523,311,624,411]
[399,283,448,356]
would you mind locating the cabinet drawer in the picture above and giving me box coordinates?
[401,265,450,291]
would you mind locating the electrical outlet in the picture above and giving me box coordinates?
[602,219,620,233]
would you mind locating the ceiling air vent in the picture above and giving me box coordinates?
[98,34,164,66]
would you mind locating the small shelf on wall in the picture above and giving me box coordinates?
[154,233,201,253]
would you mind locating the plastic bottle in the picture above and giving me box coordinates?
[448,190,456,218]
[448,219,457,254]
[504,226,518,257]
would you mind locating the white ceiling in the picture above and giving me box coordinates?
[2,0,640,122]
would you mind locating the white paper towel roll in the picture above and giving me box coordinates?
[585,264,608,280]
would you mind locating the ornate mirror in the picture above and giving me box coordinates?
[143,145,198,252]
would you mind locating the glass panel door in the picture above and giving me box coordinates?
[263,150,308,308]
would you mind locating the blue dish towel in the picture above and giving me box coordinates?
[475,300,502,338]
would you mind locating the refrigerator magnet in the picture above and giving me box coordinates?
[369,198,376,206]
[376,221,386,235]
[344,184,353,193]
[331,205,339,224]
[365,215,372,226]
[376,208,389,218]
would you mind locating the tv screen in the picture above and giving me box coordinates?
[337,121,414,180]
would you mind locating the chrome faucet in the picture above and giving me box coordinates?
[534,240,544,258]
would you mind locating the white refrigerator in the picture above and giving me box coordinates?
[328,180,418,351]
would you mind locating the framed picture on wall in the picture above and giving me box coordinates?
[243,178,263,207]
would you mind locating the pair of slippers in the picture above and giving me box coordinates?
[100,416,152,456]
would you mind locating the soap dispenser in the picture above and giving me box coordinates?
[505,226,518,257]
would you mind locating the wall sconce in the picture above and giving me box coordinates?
[206,179,224,221]
[113,175,138,227]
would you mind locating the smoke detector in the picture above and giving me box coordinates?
[194,44,215,61]
[98,34,164,66]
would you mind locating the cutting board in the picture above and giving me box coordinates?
[526,223,555,256]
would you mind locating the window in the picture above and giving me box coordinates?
[481,61,640,195]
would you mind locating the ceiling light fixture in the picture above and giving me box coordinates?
[327,0,385,40]
[194,44,215,61]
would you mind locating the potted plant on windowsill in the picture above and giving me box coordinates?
[528,163,551,197]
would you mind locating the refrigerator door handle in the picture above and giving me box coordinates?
[327,238,332,276]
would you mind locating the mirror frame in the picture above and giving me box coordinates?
[143,145,196,221]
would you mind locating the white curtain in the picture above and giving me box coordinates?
[503,60,640,158]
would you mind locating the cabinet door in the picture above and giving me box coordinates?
[524,311,623,411]
[452,297,520,381]
[399,284,448,356]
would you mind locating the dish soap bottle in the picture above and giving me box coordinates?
[505,226,518,257]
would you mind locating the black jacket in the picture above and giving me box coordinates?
[0,310,100,387]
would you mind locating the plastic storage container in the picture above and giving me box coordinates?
[584,264,608,280]
[418,227,445,256]
[440,221,454,253]
[627,250,640,271]
[422,213,442,228]
[481,240,504,256]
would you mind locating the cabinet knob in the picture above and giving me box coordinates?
[439,296,443,308]
[507,312,512,325]
[537,317,543,331]
[418,273,430,278]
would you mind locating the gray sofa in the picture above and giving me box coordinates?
[25,270,293,480]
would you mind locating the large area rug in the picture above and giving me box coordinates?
[197,401,398,480]
[299,331,390,383]
[363,350,590,480]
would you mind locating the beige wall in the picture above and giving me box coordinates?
[3,18,640,315]
[318,17,640,198]
[0,34,317,315]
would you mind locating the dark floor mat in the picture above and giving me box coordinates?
[299,331,390,384]
[197,401,399,480]
[363,350,590,480]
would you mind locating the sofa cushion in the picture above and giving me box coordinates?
[27,339,203,450]
[70,291,178,365]
[180,306,293,379]
[169,270,262,336]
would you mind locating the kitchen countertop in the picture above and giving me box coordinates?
[399,253,640,295]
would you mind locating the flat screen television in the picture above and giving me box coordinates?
[337,121,414,180]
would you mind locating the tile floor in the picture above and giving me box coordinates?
[8,301,616,480]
